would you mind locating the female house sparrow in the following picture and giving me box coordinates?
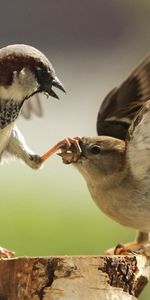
[44,54,150,254]
[0,44,65,257]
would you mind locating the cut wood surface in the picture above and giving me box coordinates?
[0,255,149,299]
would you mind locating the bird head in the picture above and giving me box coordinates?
[59,136,126,185]
[0,44,65,102]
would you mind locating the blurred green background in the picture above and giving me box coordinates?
[0,0,150,298]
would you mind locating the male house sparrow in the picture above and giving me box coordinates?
[0,44,65,257]
[0,44,65,169]
[44,54,150,254]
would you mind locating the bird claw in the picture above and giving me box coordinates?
[106,244,133,256]
[106,242,150,257]
[0,246,15,259]
[58,137,82,164]
[61,137,81,152]
[40,137,82,163]
[114,244,135,255]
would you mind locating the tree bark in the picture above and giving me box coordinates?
[0,255,149,299]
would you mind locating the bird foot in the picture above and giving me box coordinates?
[106,243,134,256]
[28,154,43,169]
[40,137,81,163]
[106,242,150,257]
[0,246,15,259]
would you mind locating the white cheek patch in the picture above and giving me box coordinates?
[0,68,38,102]
[18,68,38,91]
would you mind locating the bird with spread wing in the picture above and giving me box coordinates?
[44,54,150,255]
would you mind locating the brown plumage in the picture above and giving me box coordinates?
[44,54,150,255]
[97,54,150,140]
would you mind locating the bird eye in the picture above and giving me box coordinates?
[90,145,101,155]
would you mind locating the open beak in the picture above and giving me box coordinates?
[49,76,66,99]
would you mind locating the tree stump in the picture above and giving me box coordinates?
[0,255,149,299]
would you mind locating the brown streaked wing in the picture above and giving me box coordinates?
[21,94,43,119]
[127,100,150,180]
[97,54,150,140]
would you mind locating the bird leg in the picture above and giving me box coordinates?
[0,246,15,259]
[6,127,43,169]
[6,131,81,168]
[40,137,82,163]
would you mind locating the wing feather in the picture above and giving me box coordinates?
[97,54,150,140]
[127,100,150,180]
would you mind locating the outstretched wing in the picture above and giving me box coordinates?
[21,94,43,119]
[127,100,150,180]
[97,54,150,140]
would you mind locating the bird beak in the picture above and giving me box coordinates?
[52,76,66,93]
[57,152,75,164]
[48,76,66,99]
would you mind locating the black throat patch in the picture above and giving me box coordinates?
[0,99,24,129]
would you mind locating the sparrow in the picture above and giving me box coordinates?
[0,44,65,257]
[0,44,65,169]
[43,54,150,255]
